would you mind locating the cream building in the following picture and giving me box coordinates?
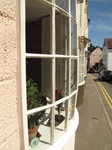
[76,0,90,106]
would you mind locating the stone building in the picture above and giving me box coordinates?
[77,0,90,107]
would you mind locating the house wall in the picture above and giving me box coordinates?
[0,1,20,149]
[102,45,106,68]
[108,49,112,70]
[102,46,111,70]
[90,47,102,67]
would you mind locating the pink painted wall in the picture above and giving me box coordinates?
[90,47,102,67]
[0,1,20,149]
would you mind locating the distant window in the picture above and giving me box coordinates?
[79,47,84,83]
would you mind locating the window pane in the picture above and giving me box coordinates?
[56,13,69,55]
[54,102,66,142]
[71,0,76,19]
[56,58,69,97]
[79,47,84,83]
[71,59,77,93]
[69,95,76,121]
[46,0,52,2]
[79,74,83,83]
[55,0,69,12]
[26,58,52,110]
[26,0,51,54]
[71,20,77,55]
[28,108,51,149]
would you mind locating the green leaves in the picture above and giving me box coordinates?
[27,78,41,110]
[26,77,46,128]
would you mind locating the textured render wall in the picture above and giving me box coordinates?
[0,1,20,149]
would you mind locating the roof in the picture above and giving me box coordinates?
[104,38,112,49]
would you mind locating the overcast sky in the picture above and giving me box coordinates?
[88,0,112,47]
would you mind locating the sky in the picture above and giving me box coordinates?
[88,0,112,47]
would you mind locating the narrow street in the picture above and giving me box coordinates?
[90,73,112,121]
[75,74,112,150]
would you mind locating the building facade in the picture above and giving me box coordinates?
[0,0,79,150]
[76,0,90,107]
[89,46,102,71]
[102,38,112,70]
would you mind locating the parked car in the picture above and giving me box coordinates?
[98,70,112,81]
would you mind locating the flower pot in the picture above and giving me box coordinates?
[28,126,39,142]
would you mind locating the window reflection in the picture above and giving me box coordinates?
[26,58,52,107]
[46,0,52,2]
[56,13,69,55]
[56,58,69,97]
[71,21,77,55]
[69,95,76,120]
[26,0,51,54]
[79,47,84,83]
[55,0,68,12]
[71,59,77,93]
[71,0,76,19]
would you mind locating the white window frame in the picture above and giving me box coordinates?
[20,0,78,149]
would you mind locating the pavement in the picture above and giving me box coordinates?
[75,74,112,150]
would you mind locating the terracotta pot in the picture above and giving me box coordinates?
[28,126,39,142]
[28,126,39,133]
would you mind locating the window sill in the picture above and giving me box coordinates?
[78,80,85,86]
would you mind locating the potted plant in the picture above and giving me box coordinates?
[27,77,47,142]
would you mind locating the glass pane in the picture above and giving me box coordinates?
[71,20,77,55]
[71,0,76,19]
[69,95,76,121]
[28,108,51,149]
[26,0,51,54]
[26,58,52,110]
[79,48,84,83]
[56,58,69,97]
[54,102,66,142]
[55,0,69,12]
[46,0,52,2]
[79,74,83,83]
[71,59,77,93]
[56,13,69,55]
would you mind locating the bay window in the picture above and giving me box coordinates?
[20,0,78,149]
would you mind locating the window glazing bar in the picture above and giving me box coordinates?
[50,5,55,145]
[27,104,54,116]
[20,0,29,149]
